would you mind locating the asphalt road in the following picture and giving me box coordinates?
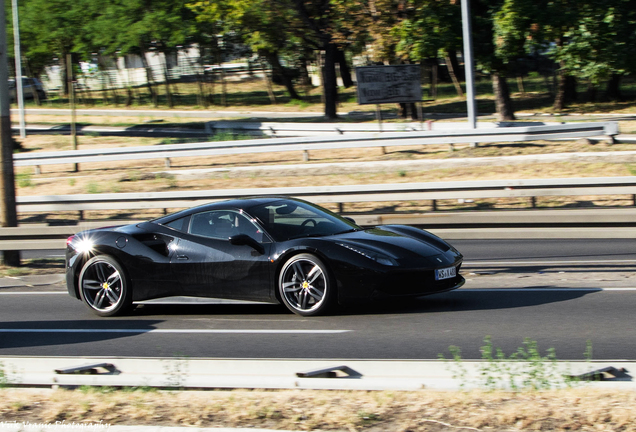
[2,238,636,361]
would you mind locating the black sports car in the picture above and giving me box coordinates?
[66,197,465,316]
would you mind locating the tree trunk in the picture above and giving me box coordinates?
[335,48,353,88]
[139,49,158,107]
[398,102,418,119]
[163,60,173,108]
[565,75,577,102]
[492,72,515,121]
[264,51,300,100]
[553,66,567,111]
[430,60,438,99]
[323,43,338,119]
[587,83,597,103]
[516,75,525,94]
[606,74,622,101]
[259,57,277,104]
[444,54,464,98]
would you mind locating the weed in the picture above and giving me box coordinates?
[442,336,586,391]
[79,385,118,394]
[68,178,76,187]
[16,172,33,188]
[86,182,100,194]
[439,346,468,389]
[285,99,311,109]
[357,411,381,423]
[86,131,101,138]
[627,164,636,176]
[0,361,6,388]
[397,170,407,177]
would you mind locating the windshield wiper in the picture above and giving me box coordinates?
[287,232,334,240]
[333,228,363,235]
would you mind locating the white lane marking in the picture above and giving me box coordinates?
[0,292,66,295]
[464,288,636,292]
[0,329,350,334]
[464,260,636,266]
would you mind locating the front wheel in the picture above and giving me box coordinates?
[278,253,334,316]
[78,255,132,317]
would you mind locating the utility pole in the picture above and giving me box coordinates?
[0,0,21,266]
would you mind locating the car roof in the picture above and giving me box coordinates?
[151,195,299,224]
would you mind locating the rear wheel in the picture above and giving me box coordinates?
[79,255,132,317]
[278,253,334,316]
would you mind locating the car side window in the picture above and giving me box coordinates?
[164,216,189,232]
[188,210,264,242]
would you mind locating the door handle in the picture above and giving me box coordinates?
[176,255,189,260]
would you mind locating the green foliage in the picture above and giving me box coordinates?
[442,336,586,391]
[16,172,33,188]
[86,182,100,194]
[286,99,311,109]
[0,361,6,388]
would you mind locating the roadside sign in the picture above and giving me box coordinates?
[355,64,422,105]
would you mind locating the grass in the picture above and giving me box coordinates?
[2,387,636,431]
[0,258,65,277]
[18,73,636,114]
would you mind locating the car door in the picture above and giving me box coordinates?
[169,209,273,301]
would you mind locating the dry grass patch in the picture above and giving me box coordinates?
[0,258,65,277]
[1,388,636,431]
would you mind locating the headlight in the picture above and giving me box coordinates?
[338,243,398,266]
[68,235,94,254]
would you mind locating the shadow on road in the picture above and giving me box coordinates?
[0,319,163,349]
[341,288,596,316]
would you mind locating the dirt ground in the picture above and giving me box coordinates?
[1,387,636,431]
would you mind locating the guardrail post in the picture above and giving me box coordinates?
[34,165,41,175]
[448,143,455,152]
[432,200,437,211]
[338,203,343,213]
[633,195,635,206]
[303,150,309,162]
[531,197,537,208]
[165,158,171,168]
[79,210,84,221]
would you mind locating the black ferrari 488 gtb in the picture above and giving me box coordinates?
[66,197,464,316]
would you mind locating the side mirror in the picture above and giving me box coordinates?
[229,234,264,254]
[343,216,356,224]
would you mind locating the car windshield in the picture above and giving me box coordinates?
[247,199,360,242]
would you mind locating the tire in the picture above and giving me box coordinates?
[278,253,334,316]
[78,255,132,317]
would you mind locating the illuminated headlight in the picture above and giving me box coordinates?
[67,235,94,254]
[338,243,398,266]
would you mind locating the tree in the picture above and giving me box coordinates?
[19,0,95,95]
[292,0,341,118]
[90,0,193,107]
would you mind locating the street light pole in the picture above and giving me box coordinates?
[461,0,477,129]
[11,0,26,138]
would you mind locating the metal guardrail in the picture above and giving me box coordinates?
[5,207,636,251]
[14,176,636,213]
[2,176,636,250]
[14,122,618,169]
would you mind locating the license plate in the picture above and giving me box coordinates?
[435,266,456,281]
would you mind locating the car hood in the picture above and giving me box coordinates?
[334,227,460,266]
